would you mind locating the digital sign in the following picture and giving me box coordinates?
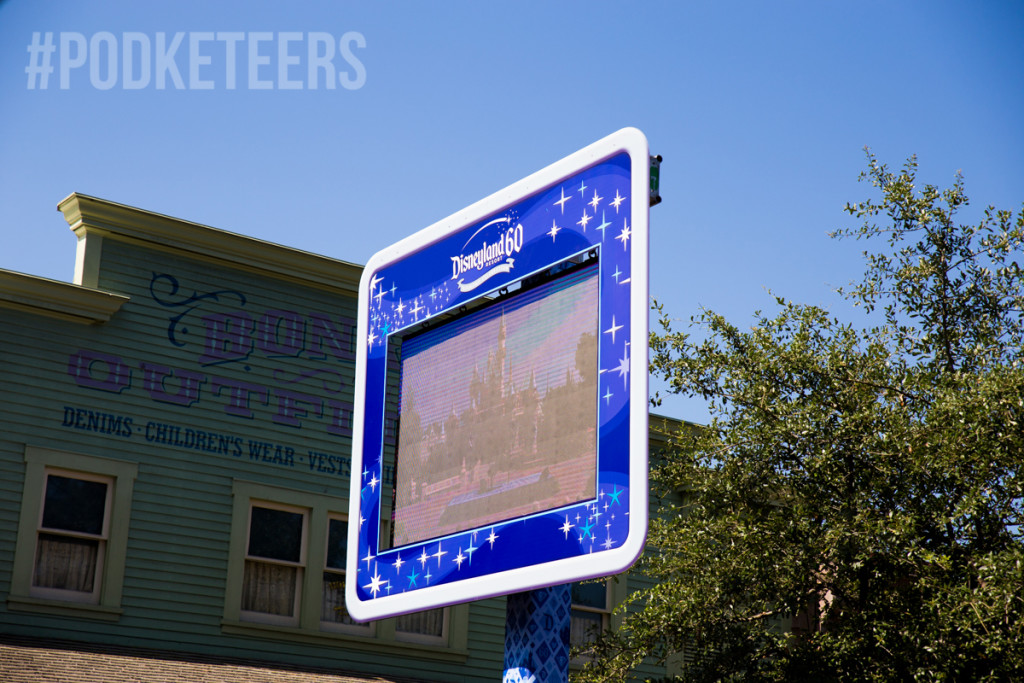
[393,262,599,549]
[347,128,650,621]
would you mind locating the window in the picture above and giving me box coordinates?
[321,516,371,635]
[223,480,468,657]
[396,607,447,644]
[570,580,611,651]
[33,471,112,602]
[9,446,137,620]
[241,503,306,625]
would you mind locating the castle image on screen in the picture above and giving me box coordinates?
[392,263,599,548]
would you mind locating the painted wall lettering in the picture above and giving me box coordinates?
[257,310,306,357]
[199,312,254,365]
[56,403,391,485]
[140,361,206,406]
[67,349,132,393]
[150,273,355,367]
[64,272,367,442]
[62,405,133,437]
[210,376,269,418]
[66,351,360,437]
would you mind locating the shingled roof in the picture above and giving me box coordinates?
[0,635,435,683]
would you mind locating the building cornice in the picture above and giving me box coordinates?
[58,193,363,294]
[0,270,129,324]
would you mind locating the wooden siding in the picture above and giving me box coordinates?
[1,219,673,682]
[0,235,506,682]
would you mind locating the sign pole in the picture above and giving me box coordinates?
[503,584,571,683]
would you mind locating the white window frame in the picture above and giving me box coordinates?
[8,446,137,620]
[240,500,308,627]
[395,606,449,646]
[321,513,374,636]
[31,468,114,604]
[570,579,612,651]
[222,480,469,659]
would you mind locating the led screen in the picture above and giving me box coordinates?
[392,262,599,548]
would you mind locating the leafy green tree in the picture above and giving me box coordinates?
[577,152,1024,682]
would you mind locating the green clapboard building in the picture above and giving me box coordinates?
[0,195,670,682]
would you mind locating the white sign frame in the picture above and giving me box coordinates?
[346,128,649,621]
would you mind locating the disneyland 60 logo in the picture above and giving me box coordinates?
[450,217,524,294]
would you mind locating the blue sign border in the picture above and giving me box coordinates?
[347,128,649,621]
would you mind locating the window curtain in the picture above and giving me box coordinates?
[321,571,359,624]
[396,607,444,636]
[570,610,603,648]
[33,533,98,593]
[242,560,297,616]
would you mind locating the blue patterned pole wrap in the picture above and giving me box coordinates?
[503,585,571,683]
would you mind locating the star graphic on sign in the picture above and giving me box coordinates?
[364,567,387,597]
[389,283,398,297]
[433,544,447,567]
[465,545,477,564]
[548,220,561,242]
[595,211,611,240]
[602,536,615,551]
[374,288,385,307]
[588,189,603,212]
[368,473,379,492]
[604,315,623,344]
[366,328,378,348]
[611,265,622,283]
[394,298,405,316]
[393,553,405,572]
[454,548,466,569]
[614,346,630,389]
[430,286,437,302]
[406,569,419,588]
[418,548,430,567]
[578,180,588,198]
[610,189,625,212]
[616,219,631,250]
[561,515,574,539]
[410,298,423,320]
[363,549,374,570]
[486,528,499,549]
[604,387,613,405]
[577,210,591,230]
[607,486,624,506]
[370,273,384,294]
[554,187,571,213]
[579,520,595,539]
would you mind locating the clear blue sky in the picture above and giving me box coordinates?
[2,1,1022,423]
